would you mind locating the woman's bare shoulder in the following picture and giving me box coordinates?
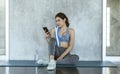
[69,28,74,32]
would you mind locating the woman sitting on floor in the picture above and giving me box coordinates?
[45,12,79,70]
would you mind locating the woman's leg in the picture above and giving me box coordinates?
[49,38,56,60]
[48,39,79,64]
[47,38,57,70]
[55,47,79,64]
[57,54,79,64]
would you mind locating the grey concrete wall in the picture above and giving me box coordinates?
[106,0,120,56]
[0,0,5,55]
[10,0,102,60]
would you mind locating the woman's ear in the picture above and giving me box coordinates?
[64,18,66,22]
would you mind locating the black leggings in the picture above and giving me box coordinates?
[49,38,79,64]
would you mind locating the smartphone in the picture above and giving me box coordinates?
[43,27,49,33]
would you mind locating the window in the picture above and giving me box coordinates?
[0,0,5,55]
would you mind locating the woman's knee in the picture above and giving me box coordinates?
[69,54,79,59]
[71,55,79,64]
[73,55,79,60]
[49,38,56,55]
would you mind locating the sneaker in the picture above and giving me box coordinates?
[37,59,48,65]
[47,60,56,70]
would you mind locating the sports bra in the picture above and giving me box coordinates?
[54,27,70,43]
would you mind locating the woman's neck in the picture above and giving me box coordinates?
[60,25,67,31]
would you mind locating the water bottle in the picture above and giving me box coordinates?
[34,49,39,63]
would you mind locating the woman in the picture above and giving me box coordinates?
[45,12,79,70]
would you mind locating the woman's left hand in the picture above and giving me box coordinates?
[57,56,63,60]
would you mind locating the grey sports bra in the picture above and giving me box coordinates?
[54,27,70,43]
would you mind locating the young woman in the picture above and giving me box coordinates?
[45,12,79,70]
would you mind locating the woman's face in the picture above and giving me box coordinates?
[55,17,66,28]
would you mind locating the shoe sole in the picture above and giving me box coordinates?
[47,68,56,71]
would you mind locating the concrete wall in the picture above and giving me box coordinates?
[0,0,5,55]
[106,0,120,56]
[10,0,102,60]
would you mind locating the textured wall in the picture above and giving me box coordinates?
[10,0,102,60]
[0,0,5,55]
[106,0,120,56]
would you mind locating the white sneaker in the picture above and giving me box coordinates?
[47,60,56,70]
[37,59,48,65]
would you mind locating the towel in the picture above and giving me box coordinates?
[55,26,60,47]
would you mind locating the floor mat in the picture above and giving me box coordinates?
[0,60,117,68]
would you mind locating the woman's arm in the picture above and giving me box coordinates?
[45,28,55,44]
[57,28,75,60]
[45,33,50,44]
[51,28,55,38]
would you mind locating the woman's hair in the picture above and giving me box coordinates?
[55,12,70,27]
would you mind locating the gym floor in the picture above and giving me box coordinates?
[0,60,120,74]
[0,67,120,74]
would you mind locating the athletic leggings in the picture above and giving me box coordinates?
[49,38,79,64]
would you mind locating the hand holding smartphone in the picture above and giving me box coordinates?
[42,25,50,35]
[43,27,49,33]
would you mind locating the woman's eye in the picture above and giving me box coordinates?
[56,20,60,22]
[58,19,60,21]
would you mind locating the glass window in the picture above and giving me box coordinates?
[0,0,5,55]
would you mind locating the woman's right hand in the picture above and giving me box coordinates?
[45,32,50,39]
